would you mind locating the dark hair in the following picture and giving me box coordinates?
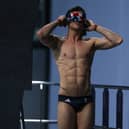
[66,6,87,20]
[66,6,87,36]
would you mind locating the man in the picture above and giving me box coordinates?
[36,6,123,129]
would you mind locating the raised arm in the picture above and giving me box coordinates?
[36,15,66,48]
[87,20,123,49]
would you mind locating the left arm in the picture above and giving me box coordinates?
[87,20,123,49]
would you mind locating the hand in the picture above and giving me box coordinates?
[86,19,97,31]
[57,15,67,27]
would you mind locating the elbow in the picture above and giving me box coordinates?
[116,36,124,45]
[36,30,42,40]
[36,30,48,42]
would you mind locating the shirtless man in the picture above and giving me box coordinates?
[36,6,123,129]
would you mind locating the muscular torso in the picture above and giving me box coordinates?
[53,38,96,96]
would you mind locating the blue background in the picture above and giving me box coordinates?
[48,1,129,129]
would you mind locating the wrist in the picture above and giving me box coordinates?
[56,19,62,25]
[94,24,98,31]
[52,19,60,26]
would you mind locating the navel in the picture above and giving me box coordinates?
[64,53,66,56]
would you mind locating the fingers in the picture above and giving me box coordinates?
[84,20,91,28]
[87,19,95,26]
[86,19,97,31]
[57,15,65,21]
[57,15,67,27]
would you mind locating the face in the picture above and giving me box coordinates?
[67,11,85,30]
[67,11,85,23]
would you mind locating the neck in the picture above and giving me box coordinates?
[67,28,82,42]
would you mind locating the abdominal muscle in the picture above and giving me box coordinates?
[56,58,91,96]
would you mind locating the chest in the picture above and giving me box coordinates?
[60,42,94,59]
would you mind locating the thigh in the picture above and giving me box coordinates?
[77,103,94,129]
[57,102,77,129]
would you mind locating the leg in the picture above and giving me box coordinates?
[77,102,94,129]
[57,102,77,129]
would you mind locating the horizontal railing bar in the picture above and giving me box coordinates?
[32,81,129,90]
[24,119,57,123]
[32,81,59,86]
[93,125,116,129]
[24,119,116,128]
[93,84,129,90]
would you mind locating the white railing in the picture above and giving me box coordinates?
[32,80,59,90]
[21,80,59,129]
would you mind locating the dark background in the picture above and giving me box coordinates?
[0,0,50,129]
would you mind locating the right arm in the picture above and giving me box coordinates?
[86,19,123,49]
[36,15,66,48]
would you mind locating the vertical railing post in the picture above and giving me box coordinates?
[103,88,109,128]
[20,103,26,129]
[116,89,123,129]
[92,87,96,127]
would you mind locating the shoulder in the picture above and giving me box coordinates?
[83,37,96,45]
[51,35,66,50]
[83,37,100,41]
[40,34,64,49]
[83,37,105,46]
[82,37,99,50]
[51,36,66,60]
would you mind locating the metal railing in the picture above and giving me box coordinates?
[20,81,129,129]
[93,84,129,129]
